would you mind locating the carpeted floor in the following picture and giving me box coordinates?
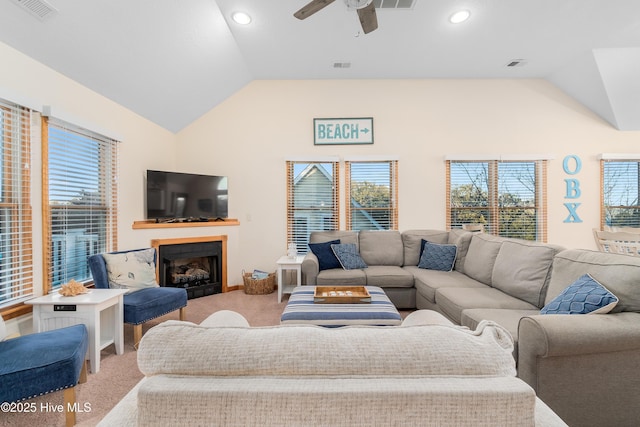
[1,290,289,427]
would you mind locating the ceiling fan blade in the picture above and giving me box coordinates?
[294,0,336,20]
[357,2,378,34]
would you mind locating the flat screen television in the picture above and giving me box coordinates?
[146,169,228,221]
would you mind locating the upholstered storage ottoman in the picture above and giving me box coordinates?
[280,286,402,326]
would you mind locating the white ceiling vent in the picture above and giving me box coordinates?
[373,0,416,9]
[506,59,528,67]
[10,0,58,21]
[333,61,352,69]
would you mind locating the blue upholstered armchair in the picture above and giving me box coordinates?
[0,322,88,427]
[88,248,187,347]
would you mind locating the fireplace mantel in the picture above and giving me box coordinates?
[133,218,239,229]
[151,235,228,293]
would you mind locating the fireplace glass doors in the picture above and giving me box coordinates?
[157,241,222,299]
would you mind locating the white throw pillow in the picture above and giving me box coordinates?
[102,248,159,293]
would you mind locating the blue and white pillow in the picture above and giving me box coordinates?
[541,274,619,315]
[102,248,159,293]
[308,239,342,271]
[331,243,368,270]
[418,240,457,272]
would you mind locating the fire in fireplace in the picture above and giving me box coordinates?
[157,240,223,299]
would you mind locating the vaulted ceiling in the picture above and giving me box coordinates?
[1,0,639,133]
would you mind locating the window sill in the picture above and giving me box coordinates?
[1,302,32,321]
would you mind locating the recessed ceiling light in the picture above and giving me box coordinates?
[449,10,470,24]
[232,11,252,25]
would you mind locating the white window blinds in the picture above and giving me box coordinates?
[286,160,339,254]
[345,160,399,231]
[601,158,640,228]
[446,159,547,241]
[0,98,33,307]
[44,118,118,291]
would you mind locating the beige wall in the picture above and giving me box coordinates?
[3,37,640,296]
[178,79,640,281]
[0,41,179,304]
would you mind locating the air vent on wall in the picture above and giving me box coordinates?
[10,0,58,21]
[373,0,416,9]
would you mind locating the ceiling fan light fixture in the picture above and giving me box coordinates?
[345,0,373,10]
[231,11,252,25]
[449,10,470,24]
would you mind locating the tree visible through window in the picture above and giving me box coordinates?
[447,159,547,241]
[601,159,640,228]
[44,118,118,291]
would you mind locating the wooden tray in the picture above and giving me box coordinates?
[313,286,371,304]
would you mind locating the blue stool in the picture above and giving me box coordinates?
[0,324,88,426]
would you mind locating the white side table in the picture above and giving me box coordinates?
[276,255,305,303]
[26,288,128,373]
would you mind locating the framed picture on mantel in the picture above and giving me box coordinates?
[313,117,374,145]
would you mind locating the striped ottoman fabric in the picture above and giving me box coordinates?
[280,286,402,326]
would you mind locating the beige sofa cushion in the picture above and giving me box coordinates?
[492,240,558,308]
[545,249,640,312]
[408,266,486,303]
[138,320,516,378]
[136,376,536,427]
[310,230,358,246]
[437,287,538,324]
[359,230,403,266]
[401,229,450,266]
[364,265,414,288]
[463,234,504,285]
[448,229,474,273]
[317,268,366,286]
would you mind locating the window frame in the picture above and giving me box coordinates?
[599,154,640,229]
[345,159,399,231]
[286,159,340,254]
[42,116,119,293]
[0,99,33,309]
[446,156,548,241]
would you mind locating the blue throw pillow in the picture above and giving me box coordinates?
[418,240,457,272]
[308,239,342,271]
[541,274,619,315]
[331,243,368,270]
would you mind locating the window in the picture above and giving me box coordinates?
[600,156,640,228]
[0,98,33,307]
[286,160,339,253]
[43,118,119,292]
[345,160,398,231]
[446,158,547,241]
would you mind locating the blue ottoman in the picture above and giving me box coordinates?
[0,324,88,426]
[281,286,402,326]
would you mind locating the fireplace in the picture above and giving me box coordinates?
[152,236,227,299]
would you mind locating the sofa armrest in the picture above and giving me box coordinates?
[518,312,640,361]
[301,252,319,285]
[517,312,640,427]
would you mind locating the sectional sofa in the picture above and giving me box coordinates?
[99,310,567,426]
[302,229,640,427]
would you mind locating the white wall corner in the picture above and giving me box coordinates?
[547,49,618,129]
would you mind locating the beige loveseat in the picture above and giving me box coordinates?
[99,310,566,426]
[303,229,640,426]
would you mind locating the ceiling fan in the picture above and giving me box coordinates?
[294,0,379,34]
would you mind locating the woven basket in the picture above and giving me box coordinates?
[243,271,276,295]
